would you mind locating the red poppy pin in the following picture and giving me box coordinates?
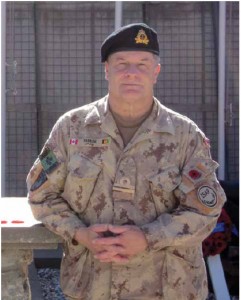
[188,169,201,180]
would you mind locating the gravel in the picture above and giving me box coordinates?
[37,268,66,300]
[37,268,238,300]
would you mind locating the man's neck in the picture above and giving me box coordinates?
[108,96,154,127]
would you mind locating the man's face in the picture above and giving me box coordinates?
[105,51,161,103]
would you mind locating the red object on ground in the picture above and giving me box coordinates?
[11,220,25,224]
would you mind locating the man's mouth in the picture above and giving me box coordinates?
[122,83,141,87]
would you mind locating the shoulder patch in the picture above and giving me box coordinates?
[39,146,59,174]
[197,185,217,208]
[30,169,47,191]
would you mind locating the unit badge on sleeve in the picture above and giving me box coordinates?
[39,146,59,174]
[197,185,217,208]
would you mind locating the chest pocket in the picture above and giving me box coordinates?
[62,154,102,213]
[147,166,181,215]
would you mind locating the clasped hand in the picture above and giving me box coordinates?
[75,224,148,264]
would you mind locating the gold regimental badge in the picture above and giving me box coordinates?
[135,29,149,45]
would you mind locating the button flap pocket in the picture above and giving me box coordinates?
[148,166,181,192]
[68,154,101,179]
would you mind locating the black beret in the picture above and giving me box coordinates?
[101,23,159,62]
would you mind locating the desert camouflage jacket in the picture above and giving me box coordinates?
[27,96,226,300]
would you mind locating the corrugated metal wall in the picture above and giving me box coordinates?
[5,1,239,196]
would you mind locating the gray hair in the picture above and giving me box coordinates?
[153,54,161,65]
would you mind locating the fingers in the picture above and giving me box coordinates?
[86,224,145,264]
[92,236,121,246]
[95,245,125,258]
[90,224,109,233]
[89,224,133,236]
[108,224,130,234]
[90,224,131,234]
[94,244,129,263]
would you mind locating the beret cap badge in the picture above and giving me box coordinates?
[135,29,149,45]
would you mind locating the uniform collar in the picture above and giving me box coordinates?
[84,95,175,136]
[84,96,120,142]
[146,97,175,135]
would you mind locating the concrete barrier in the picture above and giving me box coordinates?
[1,198,63,300]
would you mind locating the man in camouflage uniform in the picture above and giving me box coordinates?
[27,23,226,300]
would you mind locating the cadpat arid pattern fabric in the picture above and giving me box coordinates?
[27,96,226,300]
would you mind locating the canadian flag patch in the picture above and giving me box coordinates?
[69,138,78,145]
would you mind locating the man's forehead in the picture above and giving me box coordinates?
[109,51,154,61]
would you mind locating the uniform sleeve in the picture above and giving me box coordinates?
[26,116,86,242]
[141,123,226,250]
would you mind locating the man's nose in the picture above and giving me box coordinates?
[125,64,139,76]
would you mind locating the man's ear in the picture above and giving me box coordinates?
[154,64,161,84]
[105,62,109,81]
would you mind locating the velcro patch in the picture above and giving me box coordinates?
[39,147,59,174]
[30,169,47,191]
[78,137,111,147]
[197,185,217,208]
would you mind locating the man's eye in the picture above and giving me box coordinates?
[116,63,127,69]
